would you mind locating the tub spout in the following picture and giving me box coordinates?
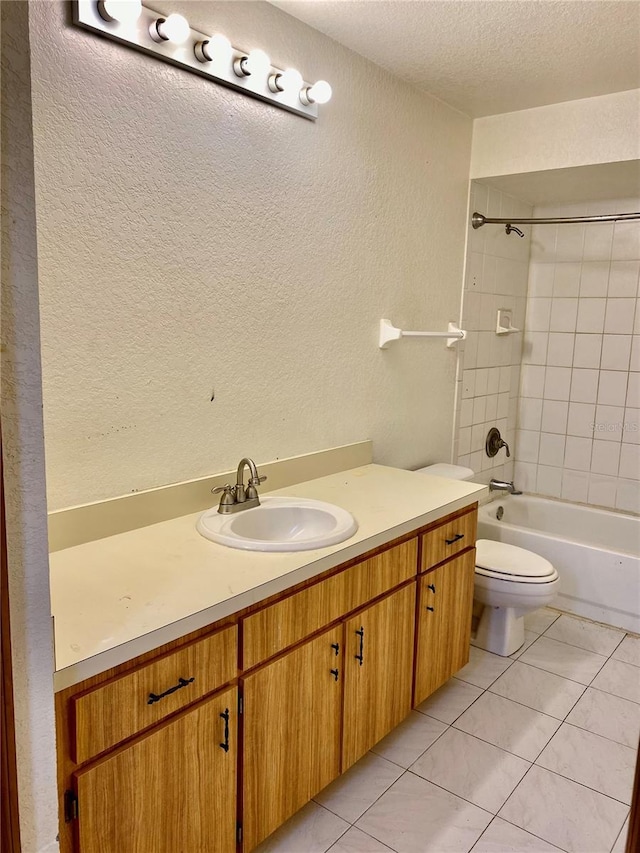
[489,479,523,495]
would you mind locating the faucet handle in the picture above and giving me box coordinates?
[213,483,235,502]
[212,484,234,495]
[249,475,267,486]
[213,484,237,514]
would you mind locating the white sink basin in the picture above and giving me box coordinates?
[197,496,358,552]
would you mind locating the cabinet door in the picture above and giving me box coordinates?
[414,549,475,706]
[242,625,343,852]
[342,584,415,771]
[73,686,237,853]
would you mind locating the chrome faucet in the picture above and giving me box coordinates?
[489,478,523,495]
[213,457,268,514]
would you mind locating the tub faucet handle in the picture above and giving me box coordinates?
[486,427,510,458]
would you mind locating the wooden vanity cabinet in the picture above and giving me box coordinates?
[72,686,237,853]
[55,503,479,853]
[414,549,476,705]
[241,626,343,852]
[342,583,415,770]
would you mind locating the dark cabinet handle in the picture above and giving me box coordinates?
[355,627,364,666]
[147,676,195,705]
[330,668,339,682]
[428,583,436,593]
[219,708,230,752]
[426,606,435,612]
[445,533,464,545]
[331,642,340,656]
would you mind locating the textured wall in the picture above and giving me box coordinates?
[29,0,472,509]
[1,3,59,850]
[471,90,640,179]
[515,198,640,512]
[454,182,532,485]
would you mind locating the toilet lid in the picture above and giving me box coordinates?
[476,539,556,580]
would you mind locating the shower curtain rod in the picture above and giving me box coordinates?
[472,211,640,229]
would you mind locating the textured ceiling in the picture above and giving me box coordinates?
[272,0,640,117]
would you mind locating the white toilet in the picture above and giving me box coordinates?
[416,463,559,656]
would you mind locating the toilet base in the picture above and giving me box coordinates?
[472,604,525,657]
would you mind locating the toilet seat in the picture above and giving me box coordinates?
[475,539,557,585]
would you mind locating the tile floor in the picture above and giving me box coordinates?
[255,608,639,853]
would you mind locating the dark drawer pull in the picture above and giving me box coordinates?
[355,627,364,666]
[147,676,195,705]
[330,668,339,682]
[219,708,230,752]
[331,642,340,656]
[426,606,435,612]
[445,533,465,545]
[428,583,436,593]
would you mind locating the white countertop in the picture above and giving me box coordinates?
[50,464,486,690]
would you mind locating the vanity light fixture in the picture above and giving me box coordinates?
[97,0,142,23]
[149,12,190,44]
[234,48,271,78]
[268,67,303,94]
[194,33,232,65]
[74,0,332,119]
[300,80,332,105]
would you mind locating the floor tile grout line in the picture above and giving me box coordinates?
[414,684,486,726]
[554,717,640,752]
[496,810,572,853]
[453,655,516,691]
[529,759,634,808]
[419,677,506,726]
[609,811,631,853]
[313,756,406,825]
[450,717,555,765]
[351,765,495,846]
[335,723,459,832]
[322,813,354,853]
[420,718,538,769]
[324,817,397,853]
[559,713,640,750]
[486,677,586,722]
[541,634,627,659]
[370,715,452,771]
[541,616,628,656]
[525,631,610,663]
[492,762,560,843]
[511,653,606,687]
[403,766,497,819]
[588,682,640,706]
[405,759,530,818]
[353,825,397,853]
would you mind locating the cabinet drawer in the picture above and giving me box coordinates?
[421,507,477,571]
[71,625,237,764]
[242,539,418,669]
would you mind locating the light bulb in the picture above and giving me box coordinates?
[98,0,142,23]
[306,80,332,105]
[272,67,303,93]
[152,13,190,44]
[244,48,271,76]
[195,33,232,63]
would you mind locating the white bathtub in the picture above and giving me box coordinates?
[477,495,640,634]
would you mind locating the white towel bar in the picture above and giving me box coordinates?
[379,319,466,349]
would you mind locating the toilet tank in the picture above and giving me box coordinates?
[414,463,475,481]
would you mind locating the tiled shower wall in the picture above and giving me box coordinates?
[454,183,532,485]
[515,198,640,514]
